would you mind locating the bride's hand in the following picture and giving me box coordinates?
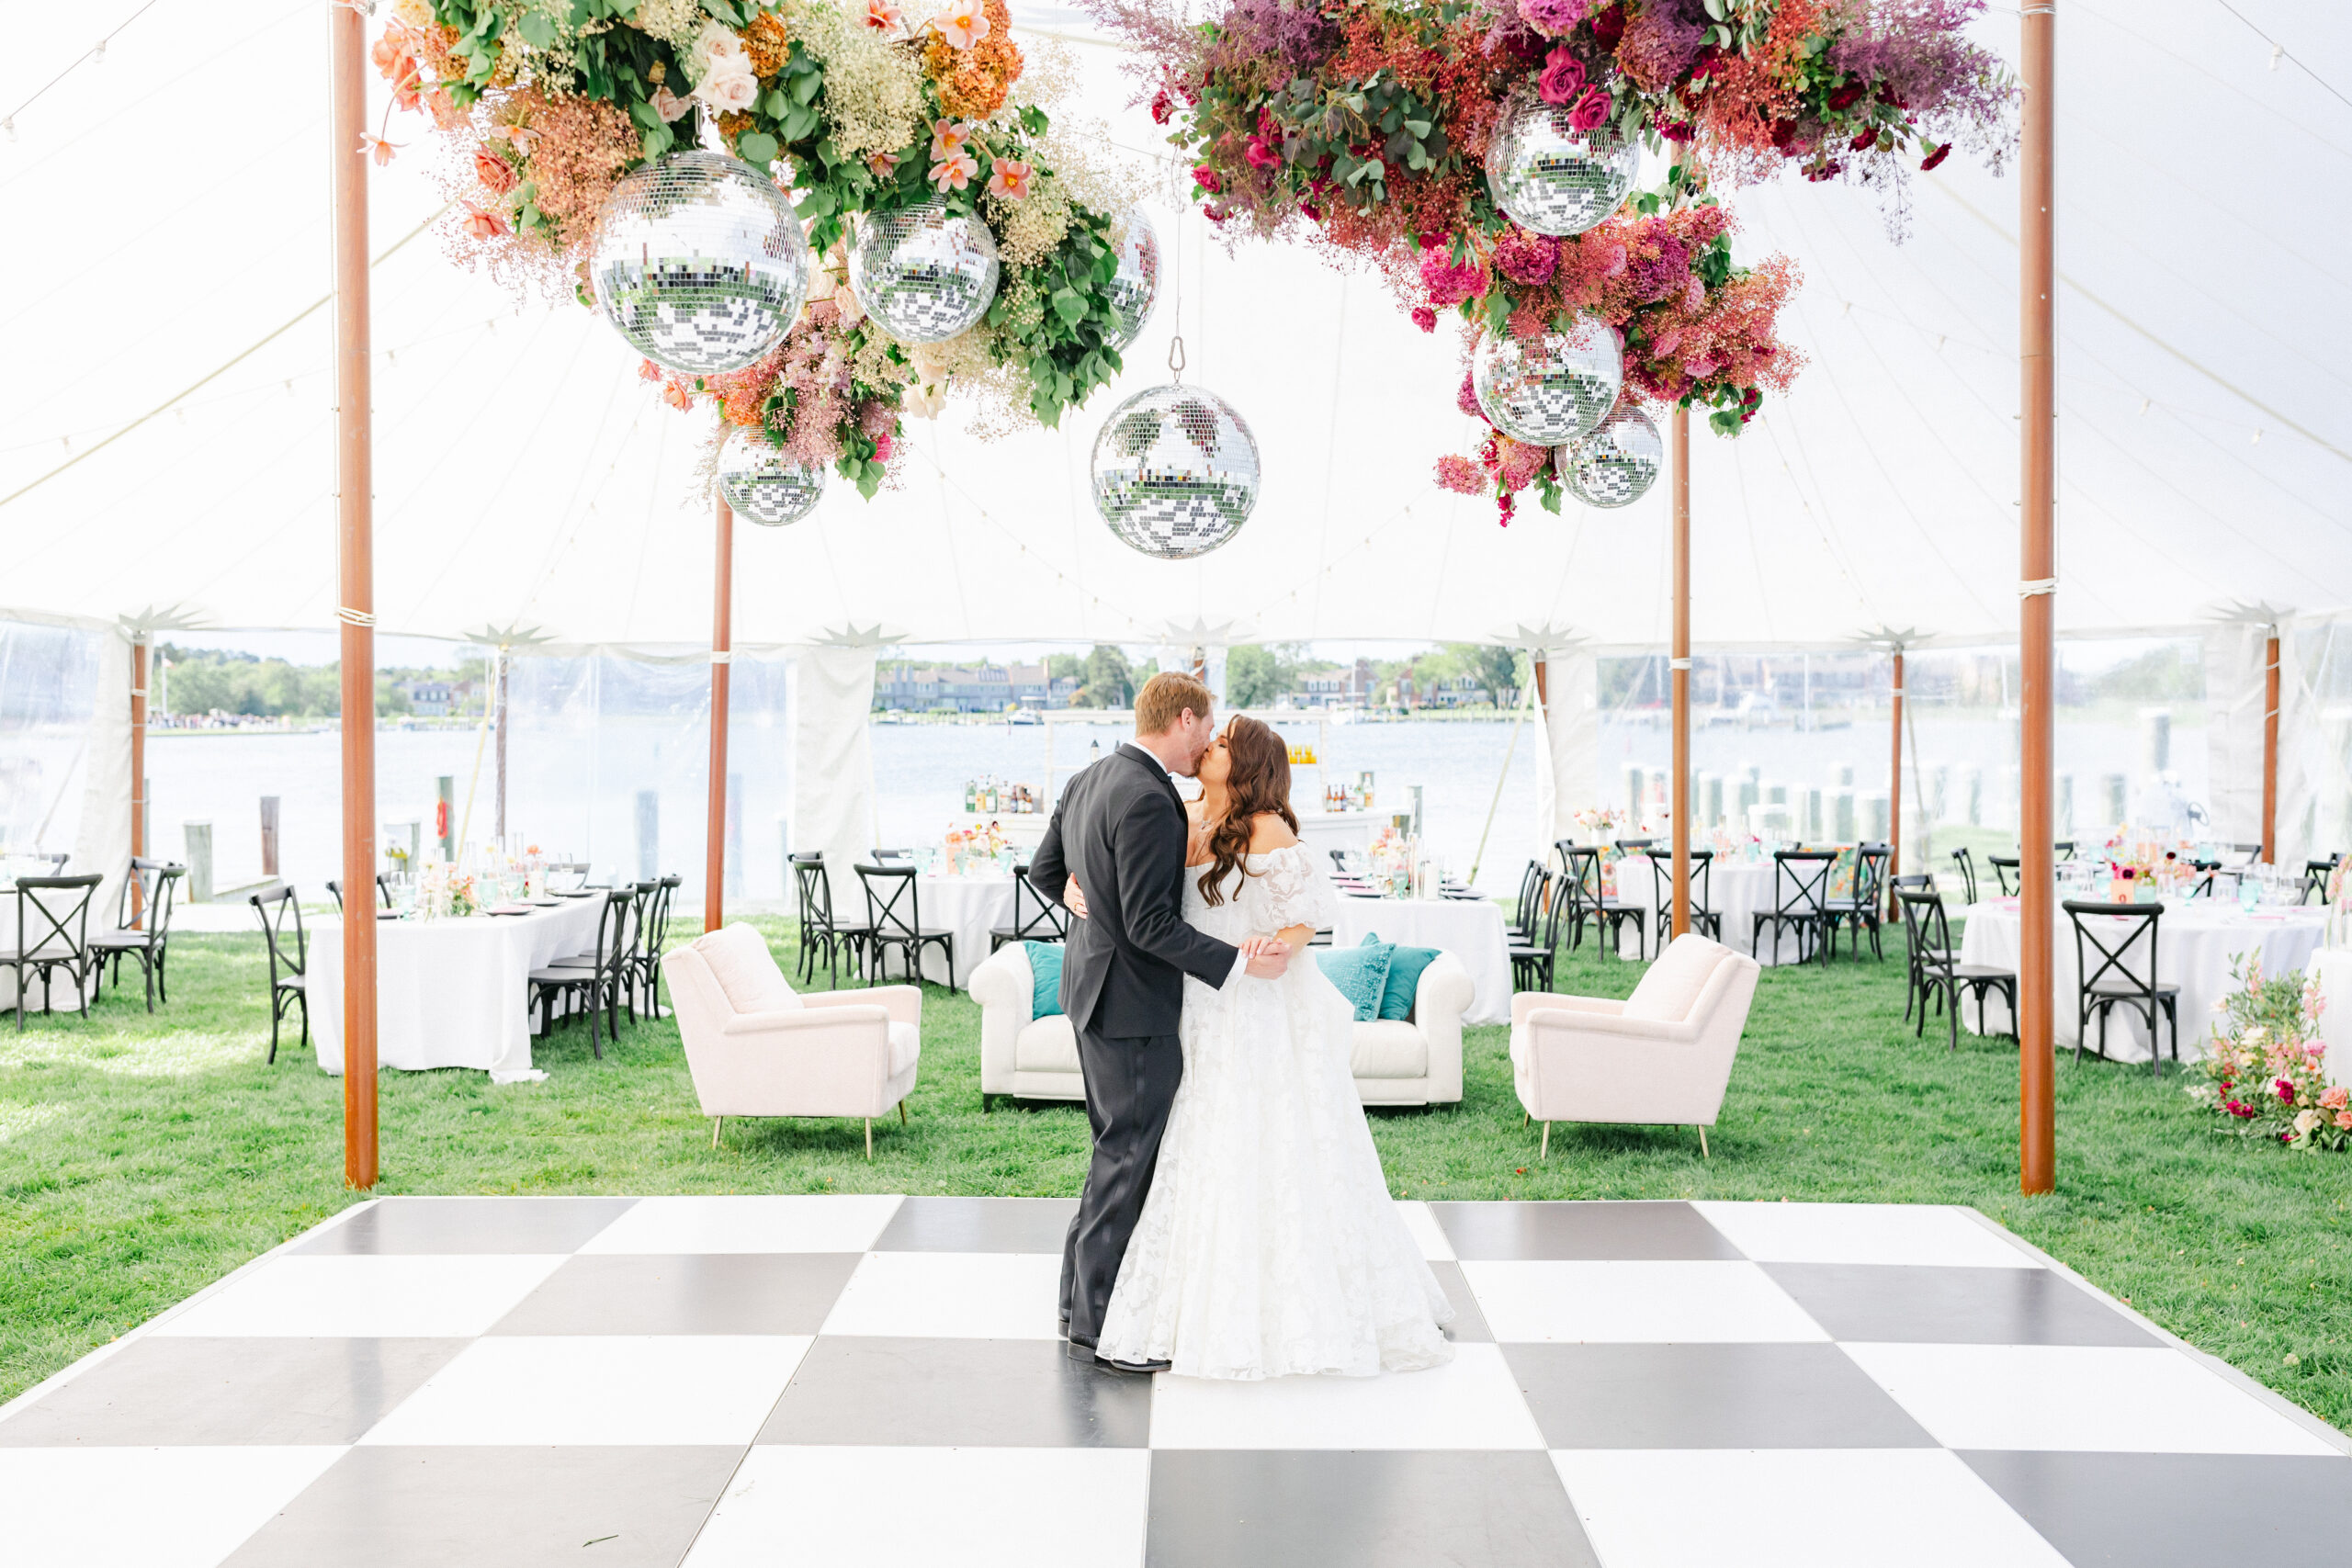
[1065,878,1089,919]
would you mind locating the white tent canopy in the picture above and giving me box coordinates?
[2,0,2345,655]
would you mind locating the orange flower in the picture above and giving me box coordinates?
[461,205,509,240]
[360,132,399,166]
[427,87,464,130]
[638,359,664,383]
[473,147,517,194]
[662,378,695,412]
[932,0,990,51]
[986,156,1032,199]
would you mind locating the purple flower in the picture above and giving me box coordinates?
[1493,227,1558,286]
[1518,0,1597,39]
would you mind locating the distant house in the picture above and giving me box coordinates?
[1429,676,1489,708]
[876,661,1062,713]
[401,680,454,716]
[1294,657,1375,709]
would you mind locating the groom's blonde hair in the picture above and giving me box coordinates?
[1135,671,1214,737]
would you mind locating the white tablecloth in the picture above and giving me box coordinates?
[1607,857,1795,962]
[309,895,609,1082]
[1958,898,2327,1060]
[892,875,1015,988]
[1330,897,1513,1024]
[2300,947,2352,1091]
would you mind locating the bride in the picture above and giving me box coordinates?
[1069,714,1453,1380]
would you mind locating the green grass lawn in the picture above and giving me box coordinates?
[2,917,2347,1434]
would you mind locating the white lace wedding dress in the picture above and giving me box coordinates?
[1095,845,1455,1379]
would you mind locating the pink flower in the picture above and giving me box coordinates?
[1150,88,1175,125]
[1456,372,1483,418]
[428,88,464,130]
[1193,164,1223,195]
[2336,1109,2352,1131]
[1419,252,1486,305]
[638,359,664,383]
[930,118,975,161]
[650,86,693,123]
[1434,454,1485,495]
[2226,1100,2256,1120]
[932,0,990,51]
[930,149,979,191]
[2320,1086,2348,1111]
[865,0,903,30]
[1411,305,1437,333]
[1493,228,1557,286]
[1245,137,1279,169]
[869,149,900,178]
[1519,0,1595,37]
[698,66,759,114]
[1537,47,1588,107]
[473,148,517,194]
[873,432,895,461]
[662,378,694,412]
[2277,1078,2297,1103]
[1568,85,1611,132]
[360,132,400,167]
[987,157,1034,199]
[461,204,509,240]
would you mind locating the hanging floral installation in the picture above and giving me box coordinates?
[371,0,1148,496]
[1087,0,2012,517]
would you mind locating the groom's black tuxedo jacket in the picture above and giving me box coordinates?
[1027,742,1239,1037]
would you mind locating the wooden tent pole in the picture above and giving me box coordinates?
[330,0,379,1190]
[706,494,735,932]
[1670,406,1690,942]
[2018,0,2057,1197]
[130,638,148,925]
[2262,629,2280,863]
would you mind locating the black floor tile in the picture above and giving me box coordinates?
[0,1337,463,1447]
[488,1253,861,1336]
[1429,1201,1743,1260]
[872,1195,1079,1253]
[1764,1263,2160,1347]
[1147,1450,1598,1568]
[1960,1450,2352,1568]
[220,1445,741,1567]
[296,1197,639,1256]
[1506,1342,1935,1449]
[757,1337,1149,1447]
[1430,1261,1493,1343]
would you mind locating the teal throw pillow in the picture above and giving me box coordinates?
[1315,936,1394,1022]
[1374,935,1442,1021]
[1023,942,1065,1018]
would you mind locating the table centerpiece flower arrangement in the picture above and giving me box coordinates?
[369,0,1148,496]
[1085,0,2012,518]
[2192,956,2348,1152]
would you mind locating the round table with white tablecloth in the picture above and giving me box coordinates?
[309,894,610,1082]
[1605,855,1799,963]
[885,874,1016,989]
[1958,897,2326,1061]
[1329,895,1513,1024]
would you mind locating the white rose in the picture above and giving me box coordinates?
[902,379,947,419]
[685,18,747,85]
[698,66,760,114]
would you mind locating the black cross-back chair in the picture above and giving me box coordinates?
[1951,846,1980,905]
[2053,840,2076,860]
[1895,887,2017,1051]
[1560,844,1644,959]
[1889,873,1939,1021]
[89,857,186,1011]
[858,862,956,984]
[2303,854,2339,905]
[250,886,309,1062]
[991,862,1069,952]
[790,852,869,987]
[528,888,638,1059]
[1505,856,1550,945]
[1826,842,1892,959]
[2187,858,2221,898]
[1755,849,1838,964]
[1645,847,1721,942]
[324,874,394,914]
[628,874,680,1017]
[1986,853,2021,896]
[5,874,104,1030]
[2064,899,2179,1075]
[1509,866,1565,990]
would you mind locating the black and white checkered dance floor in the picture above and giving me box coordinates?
[4,1195,2346,1566]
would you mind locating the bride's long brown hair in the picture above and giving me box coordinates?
[1198,715,1298,904]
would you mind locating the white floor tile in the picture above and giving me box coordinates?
[576,1194,904,1255]
[1147,1342,1544,1450]
[0,1445,345,1568]
[152,1254,567,1338]
[684,1445,1149,1568]
[1459,1260,1830,1343]
[1553,1449,2072,1568]
[820,1252,1062,1339]
[1693,1202,2038,1269]
[1395,1201,1456,1261]
[1841,1342,2344,1455]
[357,1335,811,1446]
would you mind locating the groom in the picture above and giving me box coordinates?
[1028,671,1291,1369]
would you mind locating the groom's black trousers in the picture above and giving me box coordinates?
[1061,1023,1184,1343]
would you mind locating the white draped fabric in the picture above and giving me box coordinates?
[789,645,880,901]
[2202,621,2272,852]
[1533,648,1600,859]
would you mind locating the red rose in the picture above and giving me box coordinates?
[1568,85,1610,132]
[1537,47,1587,107]
[1850,128,1876,151]
[1921,141,1951,171]
[1418,231,1447,251]
[1301,201,1321,221]
[1150,88,1174,125]
[1688,45,1720,81]
[1827,81,1867,111]
[1244,137,1279,169]
[1658,116,1694,143]
[1497,491,1516,525]
[1589,5,1625,50]
[1192,164,1222,195]
[1411,306,1437,333]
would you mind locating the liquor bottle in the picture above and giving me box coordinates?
[965,779,977,813]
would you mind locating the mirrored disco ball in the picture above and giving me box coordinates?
[1484,91,1641,238]
[848,201,1001,344]
[1103,210,1159,354]
[590,151,809,376]
[1473,320,1624,446]
[1556,399,1663,509]
[1090,383,1260,559]
[718,431,827,527]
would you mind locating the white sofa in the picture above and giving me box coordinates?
[969,942,1474,1108]
[661,923,922,1157]
[1510,932,1759,1158]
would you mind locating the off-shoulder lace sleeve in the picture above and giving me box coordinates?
[1254,843,1340,931]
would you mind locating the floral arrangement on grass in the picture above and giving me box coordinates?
[370,0,1146,493]
[2193,957,2350,1153]
[1086,0,2009,515]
